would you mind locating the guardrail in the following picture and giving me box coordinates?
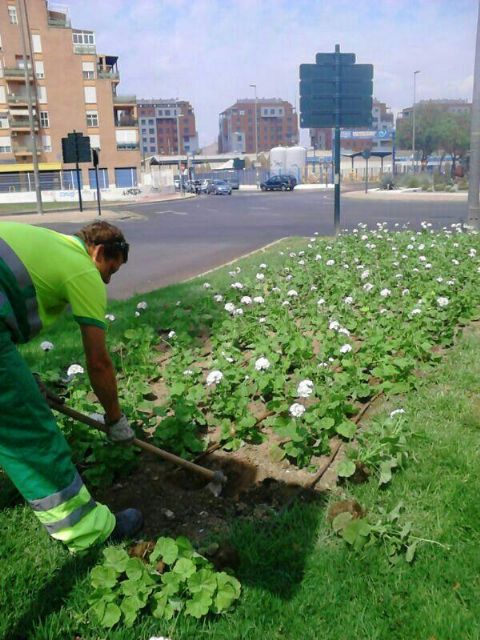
[4,68,32,78]
[13,145,42,155]
[115,119,138,127]
[7,94,28,103]
[73,44,96,55]
[97,70,120,80]
[48,16,71,27]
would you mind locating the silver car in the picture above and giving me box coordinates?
[207,179,232,195]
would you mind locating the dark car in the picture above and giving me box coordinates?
[279,174,297,189]
[207,179,232,195]
[226,177,240,190]
[260,175,295,191]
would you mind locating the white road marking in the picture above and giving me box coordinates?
[154,210,188,215]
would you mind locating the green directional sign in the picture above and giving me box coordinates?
[300,63,373,82]
[300,113,373,128]
[315,52,356,65]
[300,79,373,97]
[300,96,372,113]
[61,131,91,164]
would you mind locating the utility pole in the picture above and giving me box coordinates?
[175,101,184,195]
[468,0,480,230]
[18,0,43,214]
[412,70,420,174]
[250,84,259,188]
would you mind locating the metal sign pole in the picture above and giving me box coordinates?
[95,166,101,216]
[334,44,341,235]
[73,130,83,212]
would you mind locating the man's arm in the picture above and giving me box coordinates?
[80,324,121,424]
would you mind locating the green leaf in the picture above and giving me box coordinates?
[173,557,196,579]
[125,557,145,581]
[161,571,182,596]
[151,537,179,565]
[318,416,335,430]
[102,548,130,573]
[405,541,418,563]
[342,518,371,549]
[336,459,356,478]
[331,511,353,532]
[176,535,195,558]
[100,602,121,628]
[120,595,145,628]
[188,568,218,595]
[152,591,175,620]
[379,459,397,485]
[185,591,213,618]
[90,566,118,590]
[336,421,356,439]
[269,444,286,462]
[214,583,238,612]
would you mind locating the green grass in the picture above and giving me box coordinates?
[2,239,480,639]
[0,201,101,214]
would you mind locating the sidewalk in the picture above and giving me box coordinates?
[0,191,195,225]
[343,188,468,202]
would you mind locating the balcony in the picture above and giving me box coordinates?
[13,144,42,156]
[115,118,138,127]
[4,67,33,81]
[116,143,139,151]
[113,95,136,105]
[73,44,96,55]
[10,117,38,131]
[7,94,29,105]
[48,14,71,28]
[98,69,120,81]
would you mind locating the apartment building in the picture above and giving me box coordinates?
[399,98,471,120]
[218,98,298,154]
[137,99,198,157]
[309,99,394,152]
[0,0,140,192]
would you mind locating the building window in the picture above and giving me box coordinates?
[8,5,17,24]
[0,136,12,153]
[35,61,44,79]
[89,134,100,149]
[82,61,95,80]
[148,119,154,125]
[86,110,98,127]
[32,34,42,53]
[42,134,51,152]
[140,118,146,125]
[164,110,170,116]
[141,128,147,134]
[72,31,95,45]
[0,115,8,128]
[39,111,49,128]
[84,86,97,103]
[149,146,155,152]
[149,137,155,143]
[37,86,47,104]
[142,136,147,143]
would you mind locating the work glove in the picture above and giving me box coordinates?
[107,414,135,444]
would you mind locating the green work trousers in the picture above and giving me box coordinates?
[0,322,115,551]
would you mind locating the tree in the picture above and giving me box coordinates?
[396,104,470,171]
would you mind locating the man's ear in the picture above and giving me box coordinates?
[91,244,104,261]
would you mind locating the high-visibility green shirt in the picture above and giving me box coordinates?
[0,222,106,343]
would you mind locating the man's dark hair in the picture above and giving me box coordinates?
[75,221,129,262]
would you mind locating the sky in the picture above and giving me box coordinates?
[66,0,477,148]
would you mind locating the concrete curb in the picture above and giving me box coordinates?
[343,189,468,202]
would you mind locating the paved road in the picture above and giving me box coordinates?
[46,190,468,299]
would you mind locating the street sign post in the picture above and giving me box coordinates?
[61,130,91,211]
[299,45,373,233]
[361,149,372,193]
[92,148,101,217]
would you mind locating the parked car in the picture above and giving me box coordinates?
[260,175,296,191]
[279,174,297,189]
[226,177,240,190]
[186,179,202,194]
[199,179,214,194]
[207,179,232,195]
[173,175,188,191]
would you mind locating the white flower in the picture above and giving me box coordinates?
[402,289,410,296]
[317,298,325,306]
[282,300,290,307]
[329,320,340,331]
[183,369,194,376]
[135,311,141,317]
[315,254,322,261]
[297,379,314,398]
[298,259,305,266]
[289,402,306,418]
[436,277,444,283]
[419,256,426,262]
[360,270,370,280]
[390,408,405,418]
[254,357,271,371]
[167,330,176,339]
[447,279,455,285]
[231,282,244,289]
[310,285,317,291]
[240,296,252,305]
[206,370,223,386]
[380,288,391,298]
[344,296,354,305]
[176,300,181,306]
[40,341,54,351]
[363,283,374,292]
[203,282,211,289]
[233,308,244,316]
[224,302,235,314]
[258,317,266,323]
[256,273,265,281]
[410,308,421,316]
[136,301,148,310]
[259,263,267,269]
[425,263,432,270]
[271,286,281,293]
[286,274,293,281]
[326,259,335,266]
[340,344,352,354]
[437,296,449,307]
[214,294,224,302]
[289,252,297,258]
[469,248,477,257]
[105,313,116,322]
[253,296,264,304]
[338,327,350,336]
[318,362,329,368]
[287,289,298,297]
[452,259,459,266]
[67,364,84,376]
[299,251,305,256]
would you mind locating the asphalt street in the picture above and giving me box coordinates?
[45,189,467,299]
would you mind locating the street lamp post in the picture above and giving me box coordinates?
[249,84,259,188]
[412,70,420,173]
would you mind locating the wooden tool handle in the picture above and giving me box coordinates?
[48,398,218,482]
